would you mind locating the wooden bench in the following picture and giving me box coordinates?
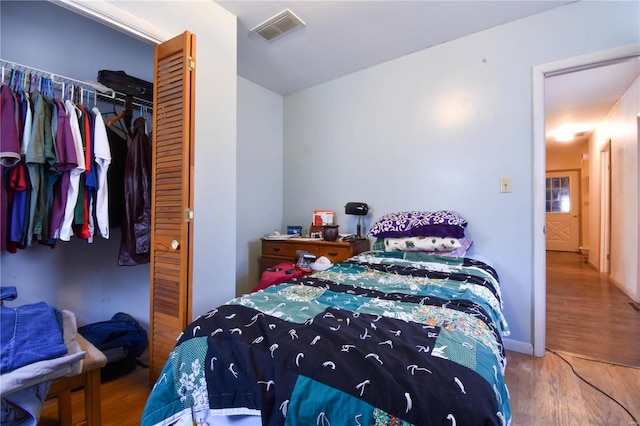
[46,334,107,426]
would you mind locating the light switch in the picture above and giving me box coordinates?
[500,177,512,193]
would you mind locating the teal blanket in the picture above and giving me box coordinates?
[142,251,511,425]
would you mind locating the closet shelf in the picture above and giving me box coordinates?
[1,58,153,111]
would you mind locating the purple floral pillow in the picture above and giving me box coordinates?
[367,210,467,238]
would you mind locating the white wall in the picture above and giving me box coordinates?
[282,1,640,351]
[236,77,283,296]
[589,76,639,302]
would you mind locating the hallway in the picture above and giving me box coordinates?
[546,251,640,368]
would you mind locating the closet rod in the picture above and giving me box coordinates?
[0,58,116,99]
[98,91,154,111]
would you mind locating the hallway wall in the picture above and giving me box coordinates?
[589,76,640,302]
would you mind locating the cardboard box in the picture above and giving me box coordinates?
[313,210,334,226]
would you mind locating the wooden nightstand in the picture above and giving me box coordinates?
[261,238,370,274]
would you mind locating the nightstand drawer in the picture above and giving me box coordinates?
[262,241,297,258]
[317,246,352,261]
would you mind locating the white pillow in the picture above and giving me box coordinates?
[384,236,463,252]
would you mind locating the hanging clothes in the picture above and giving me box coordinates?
[118,116,151,266]
[72,104,92,240]
[8,163,28,248]
[0,76,113,249]
[5,91,33,251]
[0,63,155,258]
[48,98,78,241]
[0,84,21,168]
[106,127,127,229]
[25,91,53,246]
[58,99,85,242]
[0,84,21,252]
[92,107,111,239]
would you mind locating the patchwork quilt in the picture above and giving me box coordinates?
[141,251,511,425]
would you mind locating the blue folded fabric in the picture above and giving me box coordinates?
[78,312,148,358]
[0,301,68,374]
[0,286,17,302]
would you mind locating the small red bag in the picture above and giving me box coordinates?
[252,262,305,292]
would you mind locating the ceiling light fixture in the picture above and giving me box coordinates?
[250,9,306,43]
[554,129,575,142]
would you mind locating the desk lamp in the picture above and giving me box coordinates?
[344,202,369,239]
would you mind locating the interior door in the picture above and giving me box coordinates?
[149,31,196,384]
[545,170,580,252]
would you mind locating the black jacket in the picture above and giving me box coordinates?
[118,117,151,266]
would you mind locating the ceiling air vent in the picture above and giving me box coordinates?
[250,9,306,42]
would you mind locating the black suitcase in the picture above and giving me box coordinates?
[98,70,153,102]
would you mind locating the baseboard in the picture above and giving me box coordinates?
[503,338,533,356]
[609,275,639,303]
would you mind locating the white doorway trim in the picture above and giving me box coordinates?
[532,43,640,358]
[599,142,611,274]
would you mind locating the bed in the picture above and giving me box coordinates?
[141,211,511,426]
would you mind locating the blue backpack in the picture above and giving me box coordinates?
[78,312,148,382]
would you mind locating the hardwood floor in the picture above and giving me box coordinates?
[39,252,640,425]
[40,354,640,426]
[39,367,150,426]
[546,250,640,368]
[505,350,640,425]
[504,250,640,425]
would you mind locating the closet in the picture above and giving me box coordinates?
[0,1,153,324]
[1,2,197,385]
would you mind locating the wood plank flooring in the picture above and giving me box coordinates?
[546,251,640,367]
[506,350,640,425]
[40,353,640,426]
[39,367,150,426]
[38,251,640,425]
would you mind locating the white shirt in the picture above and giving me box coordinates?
[92,107,111,239]
[58,100,86,241]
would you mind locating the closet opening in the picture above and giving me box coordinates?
[0,0,156,337]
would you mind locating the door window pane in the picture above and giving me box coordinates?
[545,176,571,213]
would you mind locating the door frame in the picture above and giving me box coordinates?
[532,43,640,357]
[599,142,611,274]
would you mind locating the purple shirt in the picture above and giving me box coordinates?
[48,98,78,238]
[0,84,20,167]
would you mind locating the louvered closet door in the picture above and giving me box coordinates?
[149,31,196,384]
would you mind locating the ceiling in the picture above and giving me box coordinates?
[215,1,639,145]
[216,1,574,96]
[545,57,640,145]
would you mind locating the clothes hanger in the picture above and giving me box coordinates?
[106,110,126,127]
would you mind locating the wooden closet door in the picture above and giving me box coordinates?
[149,31,196,384]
